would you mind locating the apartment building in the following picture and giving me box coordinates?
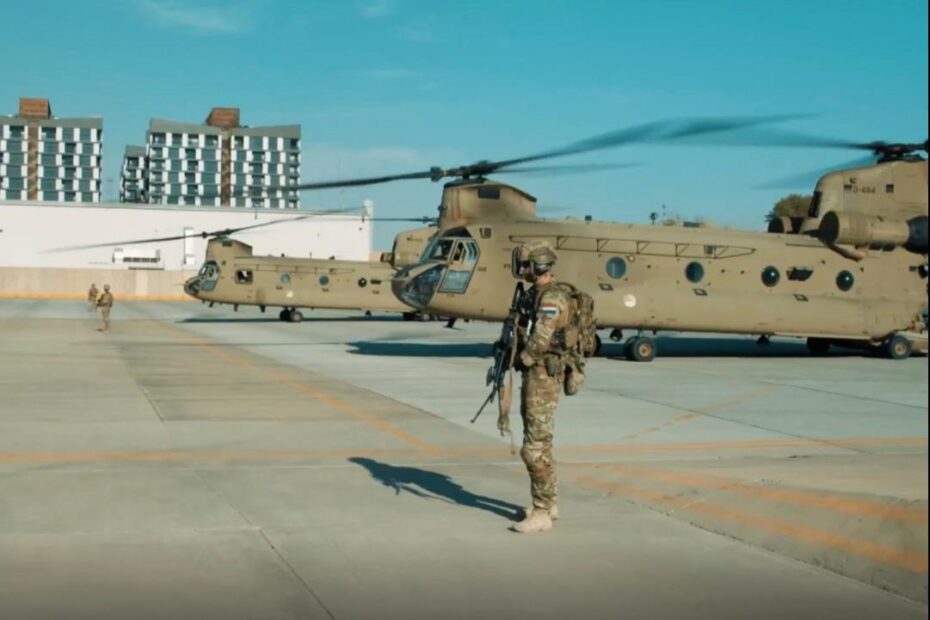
[0,98,102,203]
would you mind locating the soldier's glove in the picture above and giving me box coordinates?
[513,352,534,373]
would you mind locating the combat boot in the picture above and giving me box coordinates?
[522,504,559,521]
[511,510,553,534]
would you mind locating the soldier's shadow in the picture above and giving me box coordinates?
[349,457,521,522]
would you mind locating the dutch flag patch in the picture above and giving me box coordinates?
[539,304,560,317]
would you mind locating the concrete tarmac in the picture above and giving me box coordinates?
[0,300,926,620]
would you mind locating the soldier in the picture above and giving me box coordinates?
[96,284,114,332]
[511,240,572,534]
[87,283,99,311]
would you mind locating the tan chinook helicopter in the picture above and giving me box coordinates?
[60,209,439,322]
[182,225,436,322]
[290,119,928,360]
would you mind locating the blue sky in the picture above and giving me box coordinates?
[2,0,927,249]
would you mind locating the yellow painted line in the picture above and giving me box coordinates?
[0,292,193,301]
[0,448,419,466]
[151,322,442,455]
[5,436,919,467]
[590,463,929,525]
[621,386,780,441]
[577,474,928,574]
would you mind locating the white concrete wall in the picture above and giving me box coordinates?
[0,200,373,270]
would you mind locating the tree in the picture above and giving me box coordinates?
[766,194,812,222]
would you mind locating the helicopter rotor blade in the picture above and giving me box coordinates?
[490,162,643,177]
[281,114,811,192]
[46,207,366,252]
[291,169,438,191]
[755,155,880,190]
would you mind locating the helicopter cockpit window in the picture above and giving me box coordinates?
[424,238,456,261]
[198,261,219,278]
[439,239,480,293]
[235,270,253,285]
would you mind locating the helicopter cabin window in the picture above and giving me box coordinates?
[885,184,895,194]
[235,270,253,285]
[606,257,627,279]
[836,270,855,292]
[761,266,781,288]
[358,277,368,288]
[319,275,330,287]
[280,273,291,285]
[477,187,501,200]
[685,262,705,283]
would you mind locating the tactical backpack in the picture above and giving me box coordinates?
[553,282,597,358]
[550,283,596,396]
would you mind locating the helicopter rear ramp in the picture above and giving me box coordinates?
[0,300,926,619]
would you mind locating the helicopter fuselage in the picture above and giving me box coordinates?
[393,217,927,343]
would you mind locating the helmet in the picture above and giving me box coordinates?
[512,240,557,277]
[103,284,110,291]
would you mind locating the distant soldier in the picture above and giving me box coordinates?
[510,240,574,534]
[87,283,99,311]
[96,284,114,332]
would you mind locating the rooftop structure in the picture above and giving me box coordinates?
[0,98,103,203]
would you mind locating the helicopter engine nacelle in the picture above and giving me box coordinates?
[819,212,928,253]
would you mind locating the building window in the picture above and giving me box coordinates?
[41,127,56,140]
[9,125,25,139]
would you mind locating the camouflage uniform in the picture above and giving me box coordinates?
[97,288,114,332]
[87,284,99,311]
[517,281,572,512]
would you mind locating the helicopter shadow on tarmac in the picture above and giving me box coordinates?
[348,457,521,521]
[346,341,492,358]
[600,336,863,359]
[179,315,406,324]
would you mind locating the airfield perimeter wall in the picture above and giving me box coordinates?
[0,267,197,301]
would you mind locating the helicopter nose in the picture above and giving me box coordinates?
[392,263,446,310]
[183,277,201,297]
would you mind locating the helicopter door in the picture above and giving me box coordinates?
[438,239,480,293]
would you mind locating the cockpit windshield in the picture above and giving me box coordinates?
[199,261,220,280]
[423,238,456,261]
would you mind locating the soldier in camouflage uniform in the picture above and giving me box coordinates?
[511,240,573,534]
[96,284,114,332]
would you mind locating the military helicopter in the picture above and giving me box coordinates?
[288,118,928,360]
[58,208,438,322]
[181,224,439,322]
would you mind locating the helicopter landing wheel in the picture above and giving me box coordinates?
[625,336,656,362]
[882,334,912,360]
[402,312,417,322]
[288,309,304,323]
[806,338,831,356]
[279,309,290,322]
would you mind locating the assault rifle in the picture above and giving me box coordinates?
[471,282,527,440]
